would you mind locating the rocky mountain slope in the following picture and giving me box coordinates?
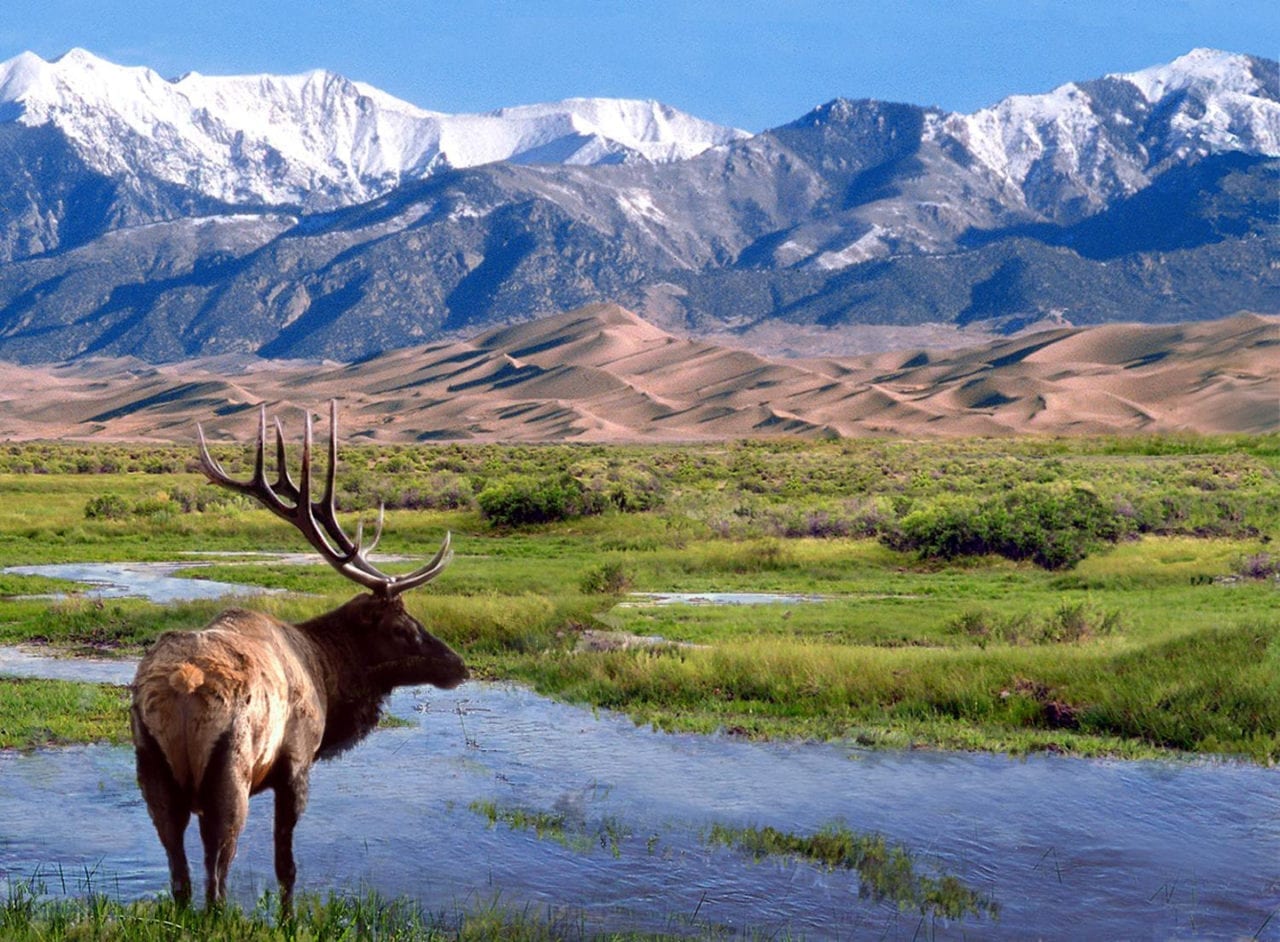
[0,304,1273,441]
[0,48,1275,364]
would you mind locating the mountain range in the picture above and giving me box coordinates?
[0,46,1276,367]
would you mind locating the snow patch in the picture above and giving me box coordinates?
[615,188,669,224]
[0,48,750,210]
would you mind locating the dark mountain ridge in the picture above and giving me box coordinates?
[0,48,1275,364]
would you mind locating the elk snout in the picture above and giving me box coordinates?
[423,632,469,689]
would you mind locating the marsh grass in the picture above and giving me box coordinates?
[0,874,762,941]
[0,678,130,749]
[509,614,1280,760]
[0,437,1277,761]
[704,823,997,921]
[0,880,698,941]
[470,800,629,858]
[945,600,1124,646]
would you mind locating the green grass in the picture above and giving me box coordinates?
[0,678,131,749]
[470,799,629,857]
[0,436,1276,761]
[0,881,723,941]
[705,823,996,921]
[468,798,995,923]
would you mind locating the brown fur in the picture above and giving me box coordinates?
[169,664,204,695]
[131,595,466,908]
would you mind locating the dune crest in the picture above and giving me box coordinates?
[0,305,1274,441]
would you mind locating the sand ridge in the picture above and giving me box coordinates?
[0,303,1274,442]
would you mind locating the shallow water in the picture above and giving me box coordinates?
[2,566,834,608]
[625,591,828,606]
[0,647,135,685]
[1,655,1277,940]
[1,563,1278,938]
[3,561,280,603]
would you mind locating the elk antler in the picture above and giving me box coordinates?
[197,400,452,597]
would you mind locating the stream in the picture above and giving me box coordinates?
[1,566,1278,939]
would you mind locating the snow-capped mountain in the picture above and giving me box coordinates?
[0,47,749,209]
[745,48,1279,273]
[935,48,1278,221]
[0,47,1275,364]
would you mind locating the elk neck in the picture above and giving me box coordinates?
[293,592,410,757]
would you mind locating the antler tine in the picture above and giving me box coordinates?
[252,406,269,487]
[196,421,229,483]
[292,408,353,563]
[197,406,284,515]
[313,400,358,556]
[353,504,386,557]
[325,399,339,511]
[381,530,453,597]
[271,417,300,502]
[196,400,453,596]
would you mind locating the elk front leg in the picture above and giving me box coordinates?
[133,727,193,906]
[272,765,310,912]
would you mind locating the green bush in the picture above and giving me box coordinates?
[886,484,1125,569]
[83,494,130,520]
[477,474,603,526]
[893,496,989,560]
[990,484,1125,569]
[579,560,634,594]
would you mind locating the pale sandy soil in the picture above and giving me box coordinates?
[0,304,1274,442]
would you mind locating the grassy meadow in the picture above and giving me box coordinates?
[0,434,1278,937]
[0,433,1277,761]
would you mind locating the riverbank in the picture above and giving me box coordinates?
[3,676,1277,939]
[0,435,1277,761]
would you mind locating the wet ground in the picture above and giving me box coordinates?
[1,563,1278,939]
[2,655,1278,940]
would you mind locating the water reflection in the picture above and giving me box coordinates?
[0,660,1277,940]
[2,561,280,603]
[624,591,828,606]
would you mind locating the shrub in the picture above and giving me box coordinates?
[885,484,1125,569]
[83,494,130,520]
[990,484,1125,569]
[580,561,634,595]
[892,496,989,560]
[477,474,602,526]
[165,484,247,514]
[1236,552,1279,580]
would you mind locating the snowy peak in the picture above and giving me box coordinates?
[928,47,1279,222]
[0,48,749,209]
[1112,47,1272,102]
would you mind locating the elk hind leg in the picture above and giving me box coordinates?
[196,730,250,907]
[271,762,310,913]
[132,712,193,905]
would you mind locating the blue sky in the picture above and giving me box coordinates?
[2,0,1276,131]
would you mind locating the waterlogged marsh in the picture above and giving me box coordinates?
[2,673,1278,939]
[0,438,1277,935]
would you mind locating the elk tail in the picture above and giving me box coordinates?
[169,662,205,695]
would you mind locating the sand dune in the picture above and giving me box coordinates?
[0,303,1274,442]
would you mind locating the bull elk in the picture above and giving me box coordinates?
[130,401,467,908]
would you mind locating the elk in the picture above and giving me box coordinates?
[130,401,467,908]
